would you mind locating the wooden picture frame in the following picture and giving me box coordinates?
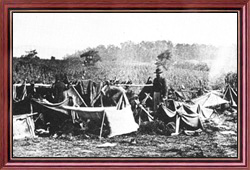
[0,0,249,169]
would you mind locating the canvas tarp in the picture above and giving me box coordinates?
[64,86,87,107]
[186,104,214,119]
[102,105,138,137]
[159,101,202,131]
[210,90,223,97]
[13,83,52,101]
[32,86,87,115]
[62,104,139,137]
[31,98,70,130]
[73,80,103,107]
[15,84,27,100]
[13,113,37,139]
[13,98,32,115]
[32,98,70,115]
[192,92,229,108]
[196,104,214,119]
[160,104,176,118]
[74,80,90,95]
[178,104,202,129]
[33,91,139,137]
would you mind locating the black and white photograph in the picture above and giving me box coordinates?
[12,12,238,158]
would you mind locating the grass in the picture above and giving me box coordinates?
[13,111,237,158]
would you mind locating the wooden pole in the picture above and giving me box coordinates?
[175,114,180,134]
[139,104,153,121]
[30,102,33,114]
[100,93,103,107]
[117,84,153,87]
[30,100,34,123]
[99,111,106,140]
[138,109,141,126]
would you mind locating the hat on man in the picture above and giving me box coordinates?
[154,68,163,74]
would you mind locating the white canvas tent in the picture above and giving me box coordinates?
[13,113,37,139]
[192,92,229,108]
[62,92,139,137]
[32,89,139,138]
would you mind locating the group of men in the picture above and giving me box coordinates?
[50,68,168,113]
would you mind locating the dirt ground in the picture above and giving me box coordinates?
[13,112,237,158]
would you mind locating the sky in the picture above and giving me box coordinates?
[13,12,237,59]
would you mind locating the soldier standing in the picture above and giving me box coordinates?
[53,74,67,103]
[153,68,167,113]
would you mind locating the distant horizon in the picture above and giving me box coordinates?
[13,40,237,60]
[13,13,237,59]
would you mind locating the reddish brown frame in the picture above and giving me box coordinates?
[0,0,249,169]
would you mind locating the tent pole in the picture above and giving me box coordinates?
[100,93,103,107]
[139,105,153,121]
[99,111,106,140]
[138,109,141,126]
[30,101,34,123]
[30,102,33,114]
[175,114,180,134]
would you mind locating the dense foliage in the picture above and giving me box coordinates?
[13,40,237,90]
[225,72,238,91]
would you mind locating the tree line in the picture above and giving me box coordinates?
[13,40,236,89]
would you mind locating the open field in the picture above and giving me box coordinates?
[13,112,237,158]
